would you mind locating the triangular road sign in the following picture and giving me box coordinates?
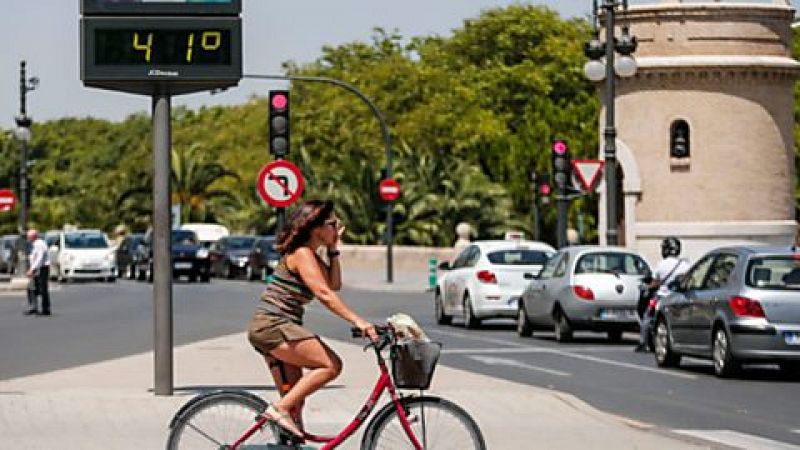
[571,160,605,192]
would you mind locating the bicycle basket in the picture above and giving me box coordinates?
[390,341,442,390]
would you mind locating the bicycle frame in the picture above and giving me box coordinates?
[231,345,424,450]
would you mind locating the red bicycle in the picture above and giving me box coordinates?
[166,325,485,449]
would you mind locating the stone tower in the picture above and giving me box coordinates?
[597,0,800,264]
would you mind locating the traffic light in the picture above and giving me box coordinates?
[268,90,290,156]
[551,139,571,193]
[670,120,690,159]
[537,172,551,205]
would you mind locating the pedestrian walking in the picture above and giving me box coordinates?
[24,229,50,316]
[635,236,689,352]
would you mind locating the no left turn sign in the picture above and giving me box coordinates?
[256,160,305,208]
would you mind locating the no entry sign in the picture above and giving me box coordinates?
[256,160,305,208]
[0,189,17,212]
[379,178,401,201]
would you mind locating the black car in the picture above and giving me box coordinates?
[209,235,257,279]
[135,229,211,282]
[115,233,144,279]
[247,235,280,281]
[0,234,19,275]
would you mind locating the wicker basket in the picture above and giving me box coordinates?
[390,341,441,390]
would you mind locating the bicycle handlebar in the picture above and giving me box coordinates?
[350,324,393,338]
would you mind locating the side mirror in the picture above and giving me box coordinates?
[641,274,653,285]
[524,272,536,280]
[438,261,451,271]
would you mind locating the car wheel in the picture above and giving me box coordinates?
[224,263,234,279]
[712,326,739,378]
[188,273,197,283]
[200,274,211,283]
[654,318,681,368]
[146,264,153,283]
[106,276,116,283]
[779,362,800,378]
[462,294,480,329]
[435,291,452,326]
[607,330,623,342]
[553,308,572,343]
[517,303,533,337]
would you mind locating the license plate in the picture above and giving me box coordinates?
[600,309,635,320]
[174,262,193,269]
[785,332,800,345]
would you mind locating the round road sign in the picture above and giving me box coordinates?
[256,160,305,208]
[0,189,17,212]
[379,178,401,201]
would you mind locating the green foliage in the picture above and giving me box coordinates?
[0,5,601,245]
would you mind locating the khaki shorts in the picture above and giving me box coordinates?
[247,311,317,354]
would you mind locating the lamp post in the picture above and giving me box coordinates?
[13,60,39,275]
[583,0,637,246]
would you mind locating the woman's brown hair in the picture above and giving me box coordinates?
[275,199,334,255]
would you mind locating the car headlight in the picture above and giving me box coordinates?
[196,248,209,259]
[62,253,75,264]
[105,252,116,263]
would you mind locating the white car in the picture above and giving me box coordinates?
[435,240,556,328]
[50,230,117,282]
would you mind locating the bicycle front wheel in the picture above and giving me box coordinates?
[166,391,279,449]
[362,396,486,450]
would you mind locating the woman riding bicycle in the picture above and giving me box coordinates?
[247,199,378,439]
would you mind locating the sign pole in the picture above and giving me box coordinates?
[152,93,173,396]
[276,155,285,235]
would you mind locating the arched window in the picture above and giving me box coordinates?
[670,120,690,159]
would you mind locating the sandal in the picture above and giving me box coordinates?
[262,404,304,440]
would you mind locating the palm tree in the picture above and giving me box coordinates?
[171,143,241,224]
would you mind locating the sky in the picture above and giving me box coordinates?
[1,0,798,129]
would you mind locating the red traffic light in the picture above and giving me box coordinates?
[271,93,288,111]
[538,183,551,196]
[552,140,567,155]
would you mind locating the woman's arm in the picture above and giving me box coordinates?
[325,251,342,290]
[289,247,365,327]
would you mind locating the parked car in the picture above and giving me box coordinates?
[435,240,556,328]
[0,234,20,275]
[517,245,651,342]
[50,229,117,282]
[210,235,258,279]
[135,229,211,282]
[115,233,144,279]
[653,245,800,378]
[247,235,280,281]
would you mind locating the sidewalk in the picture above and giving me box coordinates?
[0,331,714,449]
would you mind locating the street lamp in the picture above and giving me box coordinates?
[584,0,637,246]
[14,60,38,275]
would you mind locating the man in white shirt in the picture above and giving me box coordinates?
[635,236,690,352]
[25,229,50,316]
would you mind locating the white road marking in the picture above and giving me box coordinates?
[674,430,800,450]
[468,355,571,377]
[428,329,698,380]
[792,430,800,435]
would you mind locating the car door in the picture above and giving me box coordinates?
[525,252,564,324]
[443,248,469,311]
[687,253,738,351]
[669,255,715,347]
[452,246,481,314]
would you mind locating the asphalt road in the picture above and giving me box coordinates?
[1,278,799,447]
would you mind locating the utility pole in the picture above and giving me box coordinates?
[14,60,38,276]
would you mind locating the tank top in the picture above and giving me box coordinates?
[257,257,315,324]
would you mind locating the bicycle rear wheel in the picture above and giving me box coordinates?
[362,396,485,450]
[166,391,279,449]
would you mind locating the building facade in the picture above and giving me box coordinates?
[596,0,800,264]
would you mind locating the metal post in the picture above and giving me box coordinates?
[532,201,540,241]
[556,193,568,248]
[603,1,619,246]
[16,61,30,276]
[243,74,394,282]
[152,93,173,396]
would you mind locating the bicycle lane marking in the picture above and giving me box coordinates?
[427,329,698,380]
[467,354,572,377]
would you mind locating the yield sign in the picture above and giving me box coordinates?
[256,160,305,208]
[571,160,605,192]
[0,189,16,212]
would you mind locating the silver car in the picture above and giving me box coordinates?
[654,245,800,377]
[517,246,651,342]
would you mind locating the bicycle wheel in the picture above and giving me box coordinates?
[362,396,486,450]
[166,391,279,449]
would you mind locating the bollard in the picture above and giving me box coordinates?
[428,256,437,290]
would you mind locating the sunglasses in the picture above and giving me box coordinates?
[324,219,340,229]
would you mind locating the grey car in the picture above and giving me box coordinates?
[517,246,651,342]
[654,245,800,377]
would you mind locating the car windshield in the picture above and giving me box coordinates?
[228,237,256,250]
[64,232,108,249]
[746,256,800,290]
[172,230,198,245]
[575,252,649,276]
[487,249,551,265]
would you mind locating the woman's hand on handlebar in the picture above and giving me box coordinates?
[354,319,379,342]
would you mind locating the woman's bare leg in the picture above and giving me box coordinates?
[268,338,342,414]
[265,356,305,428]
